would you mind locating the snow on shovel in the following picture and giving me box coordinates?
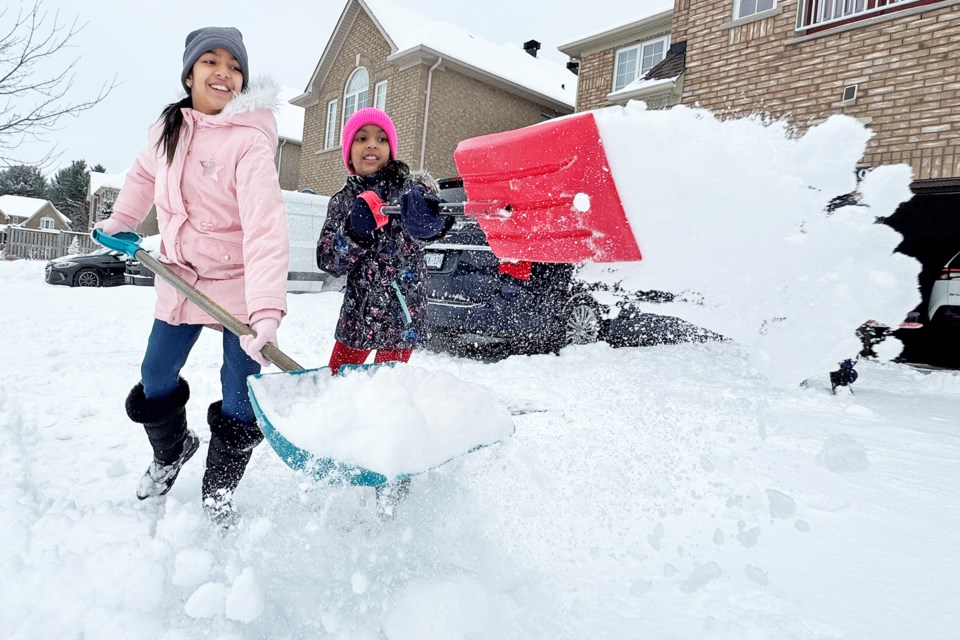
[92,230,515,487]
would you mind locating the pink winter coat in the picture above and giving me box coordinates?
[111,81,288,327]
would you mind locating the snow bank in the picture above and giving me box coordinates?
[585,103,920,386]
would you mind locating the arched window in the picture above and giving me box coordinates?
[343,67,370,127]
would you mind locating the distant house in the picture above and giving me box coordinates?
[292,0,577,195]
[0,194,71,231]
[558,6,679,112]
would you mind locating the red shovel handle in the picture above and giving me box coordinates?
[357,191,389,229]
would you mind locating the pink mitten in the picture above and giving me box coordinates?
[240,318,279,367]
[93,217,134,236]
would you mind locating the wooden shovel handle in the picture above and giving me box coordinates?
[133,249,303,372]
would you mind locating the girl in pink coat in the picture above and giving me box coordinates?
[95,26,288,525]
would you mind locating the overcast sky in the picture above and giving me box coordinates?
[8,0,671,177]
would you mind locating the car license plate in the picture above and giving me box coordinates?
[425,252,444,269]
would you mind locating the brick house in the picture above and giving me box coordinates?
[558,6,681,111]
[291,0,576,195]
[0,195,71,231]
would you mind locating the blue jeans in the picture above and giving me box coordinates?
[140,319,261,422]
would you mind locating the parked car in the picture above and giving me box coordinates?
[928,250,960,328]
[124,255,156,286]
[424,178,715,354]
[45,247,128,287]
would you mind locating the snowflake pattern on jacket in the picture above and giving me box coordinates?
[316,167,450,350]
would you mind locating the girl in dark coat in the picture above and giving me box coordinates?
[317,108,452,373]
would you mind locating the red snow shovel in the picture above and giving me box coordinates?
[454,112,642,264]
[381,112,642,264]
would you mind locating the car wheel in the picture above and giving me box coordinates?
[562,299,602,345]
[74,269,102,287]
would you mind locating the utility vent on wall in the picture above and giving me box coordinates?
[842,84,858,102]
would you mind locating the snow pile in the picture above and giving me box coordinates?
[248,365,515,478]
[584,103,920,386]
[1,264,958,639]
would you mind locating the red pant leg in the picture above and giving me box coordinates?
[328,341,371,375]
[374,348,412,364]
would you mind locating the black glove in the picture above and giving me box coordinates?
[399,189,444,239]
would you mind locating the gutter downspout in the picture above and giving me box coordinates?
[420,56,443,172]
[277,138,287,186]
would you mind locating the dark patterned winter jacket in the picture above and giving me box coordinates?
[316,167,450,350]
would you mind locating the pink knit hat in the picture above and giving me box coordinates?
[341,107,398,174]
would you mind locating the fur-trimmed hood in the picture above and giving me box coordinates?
[184,76,280,145]
[409,170,440,195]
[222,76,282,115]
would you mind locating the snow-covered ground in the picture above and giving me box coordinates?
[1,259,957,639]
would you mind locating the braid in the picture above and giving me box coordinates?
[156,96,192,165]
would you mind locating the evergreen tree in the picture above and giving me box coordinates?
[48,159,90,230]
[91,164,106,173]
[0,165,47,198]
[96,192,116,223]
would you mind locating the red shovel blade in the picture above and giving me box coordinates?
[453,112,642,264]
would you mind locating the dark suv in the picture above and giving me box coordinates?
[425,178,712,354]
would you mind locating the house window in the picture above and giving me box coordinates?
[40,217,54,229]
[735,0,776,20]
[796,0,922,31]
[374,80,388,111]
[324,99,338,149]
[613,36,669,91]
[343,67,370,126]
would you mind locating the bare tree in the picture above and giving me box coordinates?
[0,1,118,167]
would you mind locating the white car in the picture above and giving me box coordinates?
[928,251,960,326]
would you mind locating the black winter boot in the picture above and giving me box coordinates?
[202,401,264,526]
[125,378,199,500]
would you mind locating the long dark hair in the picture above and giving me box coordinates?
[156,96,192,165]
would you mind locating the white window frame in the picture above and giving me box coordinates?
[613,35,670,92]
[734,0,777,20]
[324,99,338,149]
[342,67,370,127]
[374,80,388,111]
[40,216,55,230]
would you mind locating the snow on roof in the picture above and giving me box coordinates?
[609,74,680,99]
[361,0,575,107]
[89,169,129,196]
[0,194,49,219]
[277,86,305,143]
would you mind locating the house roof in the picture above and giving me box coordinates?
[0,194,50,219]
[88,169,129,198]
[293,0,575,111]
[558,6,673,58]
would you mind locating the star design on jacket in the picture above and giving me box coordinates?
[200,158,223,181]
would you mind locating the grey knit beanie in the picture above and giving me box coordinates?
[181,26,248,94]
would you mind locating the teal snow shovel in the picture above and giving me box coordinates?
[91,230,512,487]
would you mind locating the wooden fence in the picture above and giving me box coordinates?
[2,227,97,261]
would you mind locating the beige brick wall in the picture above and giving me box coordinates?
[275,141,301,191]
[298,10,573,194]
[673,0,960,181]
[417,68,562,180]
